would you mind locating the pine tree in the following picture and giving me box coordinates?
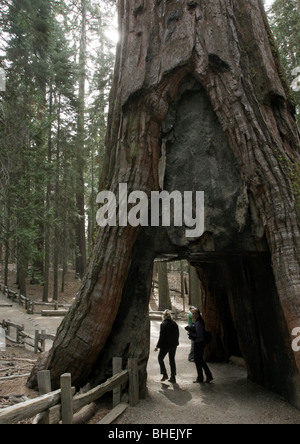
[0,0,54,293]
[0,0,78,298]
[0,0,117,298]
[268,0,300,124]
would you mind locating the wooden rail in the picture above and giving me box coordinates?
[1,321,56,354]
[0,282,71,315]
[0,358,139,424]
[1,320,25,344]
[149,309,179,320]
[34,330,56,353]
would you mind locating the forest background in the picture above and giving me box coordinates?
[0,0,299,305]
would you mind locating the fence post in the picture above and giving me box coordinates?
[38,370,52,395]
[128,358,139,407]
[41,329,46,352]
[60,373,73,424]
[37,370,52,424]
[16,325,23,344]
[34,330,39,354]
[113,357,122,408]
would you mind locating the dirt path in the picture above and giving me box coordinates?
[115,320,300,425]
[0,291,63,401]
[0,291,63,340]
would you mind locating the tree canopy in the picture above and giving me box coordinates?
[0,0,117,298]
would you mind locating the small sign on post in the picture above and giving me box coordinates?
[0,327,6,351]
[0,68,6,92]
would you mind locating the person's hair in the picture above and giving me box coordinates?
[163,309,173,320]
[192,308,200,317]
[192,308,205,326]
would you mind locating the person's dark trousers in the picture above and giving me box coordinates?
[188,340,195,361]
[158,347,177,377]
[194,341,212,382]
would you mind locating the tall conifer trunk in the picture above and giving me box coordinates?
[157,262,171,311]
[75,0,87,279]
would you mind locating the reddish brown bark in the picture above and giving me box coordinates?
[28,0,300,405]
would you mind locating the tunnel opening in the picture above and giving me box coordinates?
[148,250,297,402]
[190,252,296,398]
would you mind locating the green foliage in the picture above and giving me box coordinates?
[268,0,300,125]
[266,0,300,216]
[0,0,117,295]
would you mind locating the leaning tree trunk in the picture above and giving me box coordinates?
[28,0,300,404]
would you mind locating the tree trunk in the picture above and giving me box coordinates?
[16,252,27,296]
[180,261,185,312]
[188,264,201,309]
[157,262,171,311]
[43,86,53,303]
[28,0,300,406]
[75,0,87,280]
[3,201,10,287]
[53,94,62,302]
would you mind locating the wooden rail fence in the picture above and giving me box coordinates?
[0,282,71,316]
[1,320,56,354]
[1,283,186,323]
[0,357,139,424]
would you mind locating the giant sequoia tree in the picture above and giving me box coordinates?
[28,0,300,407]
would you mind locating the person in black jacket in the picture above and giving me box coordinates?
[154,310,179,384]
[191,308,213,384]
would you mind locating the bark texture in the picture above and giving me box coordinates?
[28,0,300,407]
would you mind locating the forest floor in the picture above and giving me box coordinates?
[1,266,300,424]
[0,266,81,420]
